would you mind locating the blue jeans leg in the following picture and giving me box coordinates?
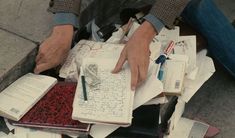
[181,0,235,78]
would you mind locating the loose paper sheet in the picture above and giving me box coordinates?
[174,36,197,77]
[181,50,215,102]
[73,58,134,125]
[162,55,188,94]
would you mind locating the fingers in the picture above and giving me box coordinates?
[112,50,127,73]
[35,52,46,65]
[34,46,52,74]
[130,63,149,91]
[34,62,52,74]
[138,59,149,83]
[33,26,73,75]
[129,62,139,91]
[35,40,45,63]
[35,53,41,63]
[112,45,149,91]
[35,42,48,65]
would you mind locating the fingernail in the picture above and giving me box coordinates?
[131,86,136,91]
[34,68,39,74]
[111,69,117,73]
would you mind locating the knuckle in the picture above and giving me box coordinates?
[39,51,45,57]
[139,70,148,82]
[141,74,147,81]
[51,60,59,66]
[131,81,137,87]
[38,48,47,56]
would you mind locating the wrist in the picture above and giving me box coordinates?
[52,25,74,39]
[51,25,74,49]
[139,21,156,41]
[134,21,156,49]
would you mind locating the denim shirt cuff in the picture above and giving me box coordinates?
[144,14,164,33]
[54,13,79,28]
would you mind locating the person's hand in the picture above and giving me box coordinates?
[34,25,74,74]
[112,21,157,91]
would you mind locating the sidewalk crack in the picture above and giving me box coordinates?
[0,27,39,46]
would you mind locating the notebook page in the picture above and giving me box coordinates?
[72,58,134,125]
[89,63,163,138]
[0,73,57,121]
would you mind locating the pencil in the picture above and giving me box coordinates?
[80,67,88,102]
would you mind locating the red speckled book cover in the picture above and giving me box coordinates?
[10,82,90,132]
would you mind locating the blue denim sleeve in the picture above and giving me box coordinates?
[54,13,79,28]
[144,13,165,33]
[55,13,164,32]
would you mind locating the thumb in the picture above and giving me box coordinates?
[34,63,51,74]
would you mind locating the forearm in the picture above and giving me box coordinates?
[52,25,73,38]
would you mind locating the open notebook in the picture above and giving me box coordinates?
[72,44,134,126]
[0,73,57,121]
[71,40,163,127]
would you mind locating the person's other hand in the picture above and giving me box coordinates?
[34,25,73,74]
[112,21,157,91]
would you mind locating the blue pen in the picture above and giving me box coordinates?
[158,64,164,80]
[155,54,167,81]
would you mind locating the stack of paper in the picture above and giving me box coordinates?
[0,17,217,138]
[66,40,163,137]
[57,20,216,138]
[155,26,215,137]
